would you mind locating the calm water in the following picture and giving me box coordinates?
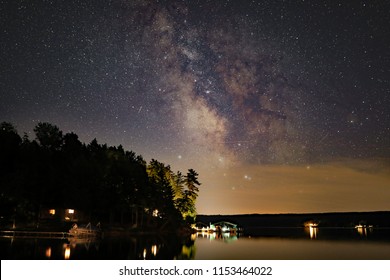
[1,228,390,260]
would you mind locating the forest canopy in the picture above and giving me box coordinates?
[0,121,200,230]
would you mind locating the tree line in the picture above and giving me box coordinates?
[0,121,200,231]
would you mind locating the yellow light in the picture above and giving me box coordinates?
[151,245,157,256]
[309,226,318,239]
[45,247,52,258]
[68,209,74,214]
[64,245,71,260]
[49,209,55,215]
[356,226,367,236]
[143,248,147,259]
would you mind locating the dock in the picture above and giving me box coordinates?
[0,230,70,239]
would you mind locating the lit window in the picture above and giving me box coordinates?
[49,209,55,215]
[68,209,74,214]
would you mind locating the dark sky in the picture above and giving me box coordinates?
[1,0,389,214]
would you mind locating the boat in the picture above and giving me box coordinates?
[68,222,101,237]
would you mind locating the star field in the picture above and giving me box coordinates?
[1,0,389,213]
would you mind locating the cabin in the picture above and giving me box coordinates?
[39,207,87,222]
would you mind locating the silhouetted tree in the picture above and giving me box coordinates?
[33,122,63,150]
[182,169,201,223]
[0,121,201,231]
[0,122,21,177]
[185,169,200,200]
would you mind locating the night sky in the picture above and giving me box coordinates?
[1,0,389,214]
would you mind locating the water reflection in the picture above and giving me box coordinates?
[0,234,196,260]
[305,226,318,239]
[151,244,158,256]
[142,248,147,259]
[64,244,70,260]
[141,244,159,259]
[192,231,239,242]
[2,228,390,260]
[193,227,390,260]
[45,247,51,258]
[355,225,373,236]
[180,243,195,259]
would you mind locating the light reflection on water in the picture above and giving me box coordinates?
[45,247,51,258]
[1,228,390,260]
[193,234,390,260]
[305,226,318,239]
[64,244,71,260]
[356,226,374,237]
[192,232,239,242]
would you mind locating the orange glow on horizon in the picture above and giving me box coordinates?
[195,159,390,214]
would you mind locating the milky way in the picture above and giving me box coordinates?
[122,0,389,166]
[1,0,389,213]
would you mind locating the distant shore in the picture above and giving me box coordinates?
[197,211,390,230]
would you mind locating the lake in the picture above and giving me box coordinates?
[1,227,390,260]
